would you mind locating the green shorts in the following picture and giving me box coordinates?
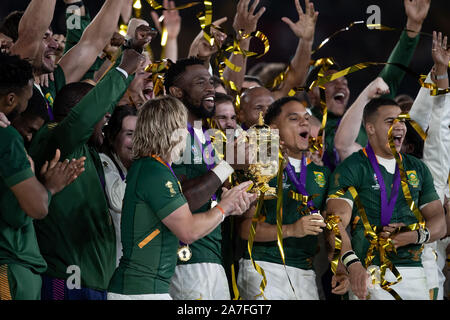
[0,264,42,300]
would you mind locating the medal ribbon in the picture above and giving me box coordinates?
[187,122,217,202]
[364,143,401,226]
[285,155,319,214]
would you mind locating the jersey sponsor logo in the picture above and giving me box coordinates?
[314,171,326,188]
[165,181,177,196]
[407,170,419,187]
[371,173,380,190]
[282,171,290,189]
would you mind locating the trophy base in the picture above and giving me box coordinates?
[251,186,277,200]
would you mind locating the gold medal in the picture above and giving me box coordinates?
[177,245,192,262]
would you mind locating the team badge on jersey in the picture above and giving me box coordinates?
[407,170,419,187]
[314,171,326,187]
[165,181,177,196]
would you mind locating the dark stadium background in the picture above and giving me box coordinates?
[1,0,449,105]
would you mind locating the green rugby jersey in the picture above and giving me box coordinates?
[310,30,420,169]
[244,160,330,270]
[172,132,223,265]
[29,68,132,290]
[108,157,187,295]
[0,126,47,274]
[328,150,439,267]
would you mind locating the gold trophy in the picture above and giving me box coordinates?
[208,112,280,199]
[239,112,279,199]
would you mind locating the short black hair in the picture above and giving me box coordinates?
[243,75,263,87]
[212,75,224,89]
[305,62,343,90]
[164,57,205,93]
[21,86,49,122]
[362,97,399,125]
[0,11,23,42]
[265,96,303,125]
[53,82,95,121]
[214,92,234,105]
[0,53,33,96]
[102,104,137,155]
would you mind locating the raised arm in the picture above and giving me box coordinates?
[378,0,430,98]
[334,77,390,161]
[10,0,56,62]
[411,31,450,204]
[59,0,126,84]
[150,0,181,62]
[221,0,266,93]
[430,31,449,89]
[188,17,228,69]
[272,0,318,100]
[53,49,143,158]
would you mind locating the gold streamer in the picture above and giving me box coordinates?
[312,21,365,55]
[312,21,434,55]
[247,192,268,299]
[231,263,241,300]
[144,59,172,97]
[397,113,427,140]
[133,0,142,18]
[197,1,214,46]
[0,264,11,300]
[325,214,342,275]
[273,151,298,298]
[145,0,201,11]
[345,186,403,300]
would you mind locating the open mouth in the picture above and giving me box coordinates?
[143,88,153,100]
[392,134,403,147]
[333,92,346,104]
[203,96,215,109]
[298,129,309,142]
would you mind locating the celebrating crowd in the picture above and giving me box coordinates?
[0,0,448,301]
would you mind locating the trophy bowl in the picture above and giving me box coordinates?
[235,113,280,199]
[208,114,280,199]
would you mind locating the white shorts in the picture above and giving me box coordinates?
[237,258,319,300]
[107,292,172,300]
[349,266,429,300]
[169,263,231,300]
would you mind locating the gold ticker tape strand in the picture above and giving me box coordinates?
[247,193,268,299]
[145,0,201,11]
[274,151,298,298]
[329,187,403,300]
[325,214,342,275]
